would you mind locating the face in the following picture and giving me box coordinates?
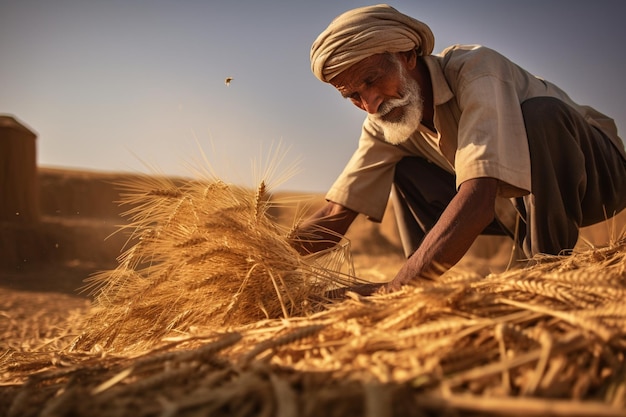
[331,53,423,145]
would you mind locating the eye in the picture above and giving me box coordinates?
[363,76,378,87]
[348,92,361,101]
[339,89,360,102]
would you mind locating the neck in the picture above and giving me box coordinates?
[412,57,434,128]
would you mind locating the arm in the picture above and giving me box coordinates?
[386,177,499,291]
[290,201,358,255]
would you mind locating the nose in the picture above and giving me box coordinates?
[359,89,382,114]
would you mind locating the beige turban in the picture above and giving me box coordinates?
[310,4,435,83]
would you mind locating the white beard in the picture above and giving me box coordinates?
[369,63,424,145]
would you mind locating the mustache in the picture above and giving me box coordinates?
[374,81,417,121]
[376,95,411,118]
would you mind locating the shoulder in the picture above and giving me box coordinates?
[438,44,506,64]
[437,45,517,81]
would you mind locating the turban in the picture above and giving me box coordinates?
[310,4,435,83]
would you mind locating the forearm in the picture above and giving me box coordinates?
[389,178,498,288]
[396,204,485,280]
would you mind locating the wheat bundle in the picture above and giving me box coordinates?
[70,172,358,353]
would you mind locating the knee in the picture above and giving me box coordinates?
[394,157,446,182]
[395,156,429,171]
[395,157,423,182]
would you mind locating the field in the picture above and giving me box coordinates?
[1,167,625,417]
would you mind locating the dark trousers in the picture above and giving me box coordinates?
[392,97,626,258]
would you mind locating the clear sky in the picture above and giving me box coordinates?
[2,0,625,193]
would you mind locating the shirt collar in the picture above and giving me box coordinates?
[422,55,454,107]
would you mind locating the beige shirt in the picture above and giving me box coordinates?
[326,44,625,222]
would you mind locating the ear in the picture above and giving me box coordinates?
[398,49,417,70]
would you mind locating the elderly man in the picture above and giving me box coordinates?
[293,4,626,291]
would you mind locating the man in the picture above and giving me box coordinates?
[292,4,626,292]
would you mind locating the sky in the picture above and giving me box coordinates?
[1,0,625,193]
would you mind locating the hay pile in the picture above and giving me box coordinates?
[1,166,626,416]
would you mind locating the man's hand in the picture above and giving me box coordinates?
[385,267,439,292]
[290,201,358,255]
[385,177,500,291]
[324,282,384,298]
[385,277,406,292]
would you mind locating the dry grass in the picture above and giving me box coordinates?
[1,159,625,416]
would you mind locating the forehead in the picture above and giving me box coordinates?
[330,53,395,91]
